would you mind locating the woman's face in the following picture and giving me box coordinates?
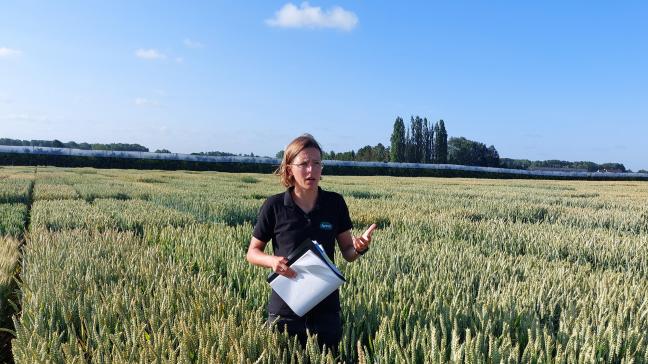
[288,147,322,191]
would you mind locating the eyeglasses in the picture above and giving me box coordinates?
[290,160,323,170]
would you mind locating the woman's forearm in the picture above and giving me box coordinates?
[337,230,360,262]
[247,240,296,278]
[341,245,360,262]
[246,247,274,268]
[246,237,275,268]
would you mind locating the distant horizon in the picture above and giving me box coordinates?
[1,134,643,171]
[2,2,647,171]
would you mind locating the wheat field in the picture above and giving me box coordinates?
[0,165,647,363]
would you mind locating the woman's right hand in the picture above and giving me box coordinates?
[271,256,297,278]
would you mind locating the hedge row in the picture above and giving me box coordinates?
[1,153,647,181]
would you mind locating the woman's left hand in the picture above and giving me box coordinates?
[353,224,377,253]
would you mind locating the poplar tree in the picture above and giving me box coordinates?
[424,118,433,163]
[434,119,448,163]
[405,127,413,162]
[411,116,424,163]
[433,122,440,163]
[390,117,406,162]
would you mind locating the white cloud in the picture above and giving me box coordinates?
[135,48,167,60]
[0,47,22,58]
[134,97,159,107]
[175,57,184,64]
[184,39,204,48]
[266,2,358,31]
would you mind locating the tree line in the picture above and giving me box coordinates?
[4,151,644,180]
[0,138,149,152]
[0,138,272,158]
[2,134,636,172]
[321,116,500,167]
[500,158,629,173]
[318,116,634,172]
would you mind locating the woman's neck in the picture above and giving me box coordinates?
[292,186,318,213]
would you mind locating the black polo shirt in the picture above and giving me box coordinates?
[253,186,353,316]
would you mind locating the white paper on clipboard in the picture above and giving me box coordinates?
[269,241,345,317]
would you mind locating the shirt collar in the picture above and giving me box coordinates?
[283,187,294,206]
[284,186,322,211]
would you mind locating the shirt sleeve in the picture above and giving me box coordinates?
[336,194,353,234]
[253,198,275,242]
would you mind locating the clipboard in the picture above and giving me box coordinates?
[267,239,346,316]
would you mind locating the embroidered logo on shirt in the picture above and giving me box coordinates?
[319,221,333,231]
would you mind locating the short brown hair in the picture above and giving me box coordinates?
[275,134,322,187]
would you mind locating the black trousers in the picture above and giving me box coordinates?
[267,311,342,351]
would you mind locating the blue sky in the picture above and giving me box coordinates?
[1,1,646,170]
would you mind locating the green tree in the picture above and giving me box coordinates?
[334,151,355,161]
[598,163,626,172]
[0,138,24,146]
[356,145,374,161]
[448,137,476,166]
[485,145,500,167]
[500,158,532,170]
[448,137,499,167]
[423,118,433,163]
[434,120,448,163]
[373,143,388,162]
[405,127,412,162]
[410,116,425,163]
[390,117,406,162]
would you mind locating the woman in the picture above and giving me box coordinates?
[246,133,377,351]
